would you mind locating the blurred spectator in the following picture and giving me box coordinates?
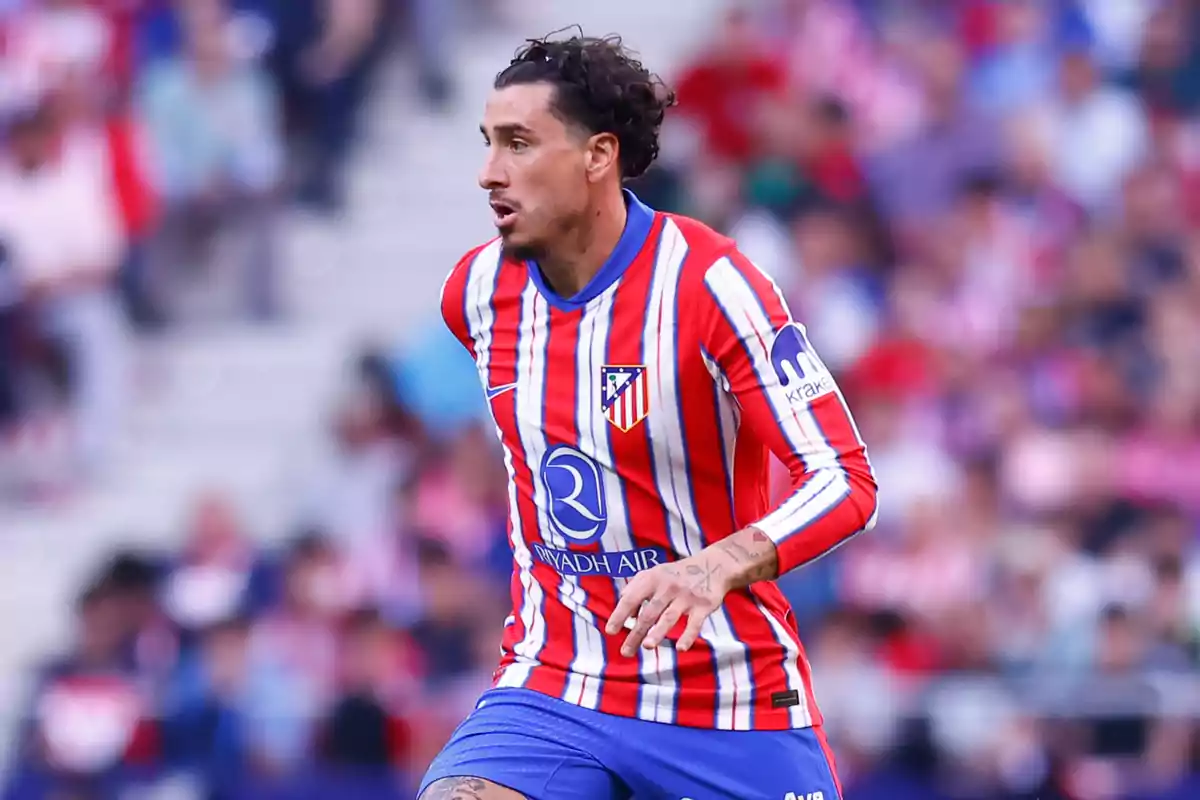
[5,0,113,98]
[785,204,882,370]
[869,33,1003,234]
[296,383,413,547]
[1035,42,1149,214]
[14,580,157,784]
[391,323,488,440]
[268,0,383,213]
[405,536,507,738]
[160,616,253,799]
[1120,1,1200,117]
[138,0,283,323]
[241,533,343,774]
[319,608,414,772]
[408,423,507,567]
[967,0,1060,115]
[673,8,787,171]
[0,98,129,475]
[160,492,274,641]
[0,239,20,434]
[768,0,923,151]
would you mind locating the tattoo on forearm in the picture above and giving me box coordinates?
[719,538,754,563]
[716,529,777,584]
[422,777,497,800]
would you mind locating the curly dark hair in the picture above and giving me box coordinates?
[495,31,676,180]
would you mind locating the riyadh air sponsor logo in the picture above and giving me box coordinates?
[531,543,667,578]
[540,444,608,544]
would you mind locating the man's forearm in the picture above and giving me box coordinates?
[707,526,779,590]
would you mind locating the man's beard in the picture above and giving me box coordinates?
[500,239,544,264]
[500,206,585,265]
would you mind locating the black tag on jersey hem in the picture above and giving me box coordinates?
[771,690,800,708]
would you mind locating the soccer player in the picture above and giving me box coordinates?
[421,33,878,800]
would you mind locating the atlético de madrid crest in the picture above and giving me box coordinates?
[600,365,649,432]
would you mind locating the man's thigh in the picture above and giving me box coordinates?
[419,690,629,800]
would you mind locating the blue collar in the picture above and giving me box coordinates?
[526,190,656,312]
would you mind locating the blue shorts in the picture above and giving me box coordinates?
[420,688,842,800]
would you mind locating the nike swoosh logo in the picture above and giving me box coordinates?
[485,382,518,400]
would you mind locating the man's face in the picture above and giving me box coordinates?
[479,82,591,261]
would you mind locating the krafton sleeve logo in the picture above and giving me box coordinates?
[768,322,835,405]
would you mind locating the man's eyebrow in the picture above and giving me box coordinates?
[481,123,536,138]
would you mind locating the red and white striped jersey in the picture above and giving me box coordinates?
[439,192,878,731]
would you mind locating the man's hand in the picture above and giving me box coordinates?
[605,552,728,656]
[605,527,779,657]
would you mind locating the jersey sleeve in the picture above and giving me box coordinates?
[439,246,482,357]
[699,251,879,576]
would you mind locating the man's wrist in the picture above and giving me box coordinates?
[707,526,779,590]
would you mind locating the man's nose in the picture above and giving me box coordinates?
[478,150,507,190]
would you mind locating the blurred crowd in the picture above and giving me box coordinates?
[637,0,1200,797]
[8,0,1200,799]
[0,0,447,498]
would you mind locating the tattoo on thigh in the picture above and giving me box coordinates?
[422,776,524,800]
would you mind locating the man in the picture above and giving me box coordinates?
[421,34,878,800]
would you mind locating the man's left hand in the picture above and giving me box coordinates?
[605,551,731,657]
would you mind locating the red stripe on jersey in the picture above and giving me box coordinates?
[542,305,581,447]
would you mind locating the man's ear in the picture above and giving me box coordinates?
[585,132,620,183]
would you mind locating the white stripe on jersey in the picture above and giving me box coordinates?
[644,221,753,730]
[699,349,741,521]
[463,246,546,691]
[587,288,662,718]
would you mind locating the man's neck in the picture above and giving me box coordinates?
[538,189,628,298]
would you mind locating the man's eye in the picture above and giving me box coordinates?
[510,140,529,152]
